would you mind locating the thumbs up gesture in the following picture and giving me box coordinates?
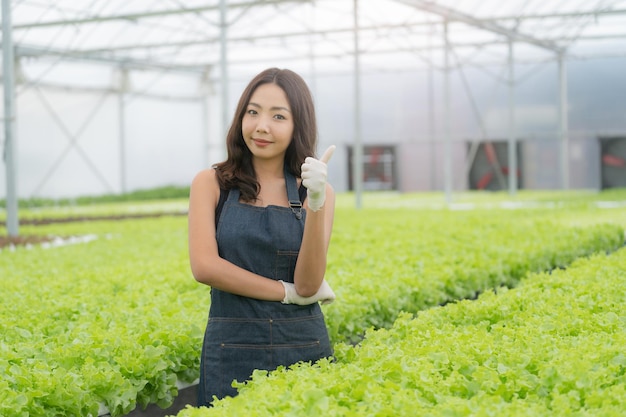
[301,145,336,212]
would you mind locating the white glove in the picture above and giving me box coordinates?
[280,280,336,305]
[301,145,336,212]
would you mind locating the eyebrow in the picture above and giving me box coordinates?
[248,102,291,113]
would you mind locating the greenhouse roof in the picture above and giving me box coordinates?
[5,0,626,77]
[2,0,626,234]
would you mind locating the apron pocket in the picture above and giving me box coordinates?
[271,340,326,369]
[274,250,299,282]
[270,314,333,367]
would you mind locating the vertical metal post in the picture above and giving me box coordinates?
[219,0,230,144]
[199,68,211,168]
[353,0,363,209]
[428,35,436,191]
[443,20,452,204]
[507,39,517,195]
[308,2,317,94]
[118,68,128,194]
[558,52,569,190]
[2,0,19,236]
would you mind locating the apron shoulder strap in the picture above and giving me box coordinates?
[215,188,229,229]
[216,171,303,224]
[284,167,303,220]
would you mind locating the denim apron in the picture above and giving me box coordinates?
[198,169,333,406]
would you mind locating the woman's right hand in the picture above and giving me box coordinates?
[301,145,336,212]
[280,280,336,305]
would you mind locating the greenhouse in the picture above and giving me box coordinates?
[2,1,626,416]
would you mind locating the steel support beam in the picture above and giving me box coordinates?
[219,0,230,149]
[428,37,436,191]
[353,0,363,209]
[3,0,19,236]
[57,26,626,59]
[11,5,625,36]
[476,8,626,22]
[51,33,626,72]
[9,0,312,29]
[507,39,518,195]
[29,86,114,197]
[558,52,570,190]
[394,0,563,53]
[16,45,206,74]
[200,70,212,169]
[118,68,129,194]
[443,21,452,204]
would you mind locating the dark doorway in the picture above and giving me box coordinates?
[600,137,626,189]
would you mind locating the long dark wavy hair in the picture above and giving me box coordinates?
[213,68,318,202]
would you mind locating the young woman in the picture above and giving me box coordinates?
[187,68,336,406]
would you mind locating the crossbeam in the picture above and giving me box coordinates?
[8,0,311,29]
[394,0,564,52]
[16,44,208,73]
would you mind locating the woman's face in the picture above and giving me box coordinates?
[242,83,294,163]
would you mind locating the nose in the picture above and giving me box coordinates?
[255,116,270,133]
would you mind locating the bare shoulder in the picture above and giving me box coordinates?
[190,168,220,203]
[192,168,218,187]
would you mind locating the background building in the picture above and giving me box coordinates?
[2,0,626,206]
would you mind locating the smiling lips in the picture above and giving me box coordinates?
[252,138,272,147]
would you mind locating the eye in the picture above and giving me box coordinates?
[246,109,258,115]
[274,114,286,120]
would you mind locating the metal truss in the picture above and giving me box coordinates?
[6,1,626,72]
[3,0,626,234]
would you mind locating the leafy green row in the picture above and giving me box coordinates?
[1,219,206,416]
[174,246,626,416]
[325,208,623,343]
[0,195,623,415]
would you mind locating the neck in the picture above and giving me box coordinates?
[253,158,284,182]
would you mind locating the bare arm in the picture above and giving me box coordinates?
[187,169,285,301]
[293,183,335,297]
